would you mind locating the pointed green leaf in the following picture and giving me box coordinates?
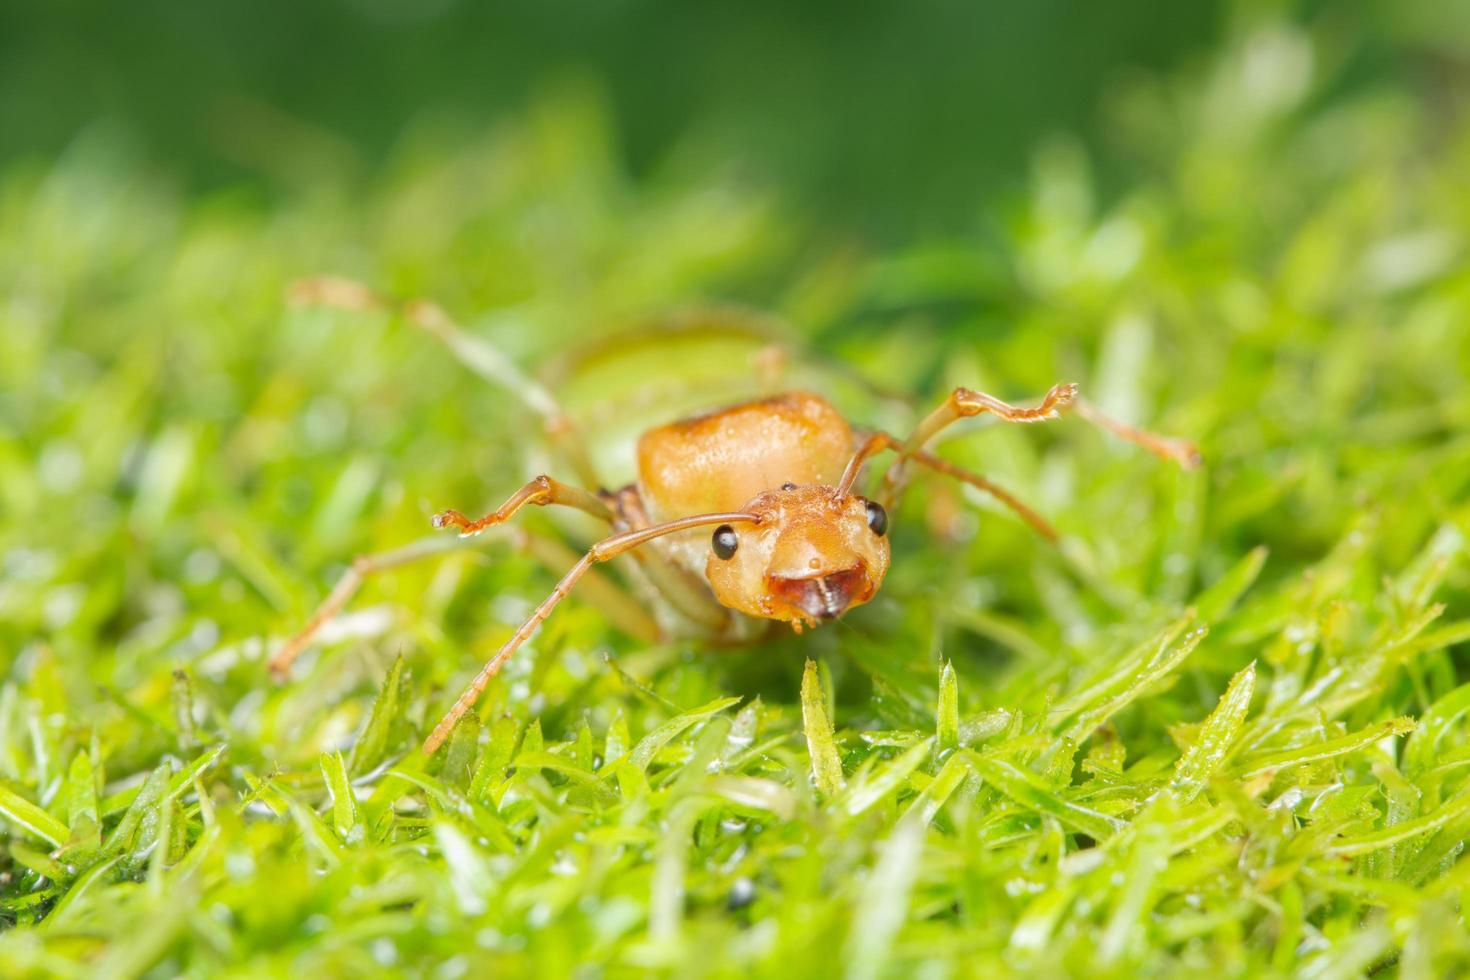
[352,654,405,773]
[842,738,932,817]
[1236,717,1415,778]
[964,752,1122,840]
[1328,791,1470,857]
[1172,661,1255,802]
[1195,546,1268,623]
[0,782,69,849]
[65,751,99,836]
[628,696,742,772]
[801,659,845,797]
[319,751,359,836]
[937,661,959,752]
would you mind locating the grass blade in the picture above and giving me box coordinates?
[802,659,845,797]
[433,820,494,916]
[1236,717,1416,779]
[628,696,742,771]
[844,817,925,980]
[1053,615,1207,745]
[1195,546,1268,623]
[0,782,69,848]
[965,752,1122,840]
[937,661,959,752]
[1172,661,1255,803]
[1327,791,1470,857]
[319,751,359,837]
[352,654,405,773]
[841,738,932,817]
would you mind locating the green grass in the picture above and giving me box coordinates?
[4,20,1470,979]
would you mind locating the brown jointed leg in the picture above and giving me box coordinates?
[432,475,613,536]
[896,446,1060,542]
[275,474,622,678]
[269,525,660,679]
[270,534,476,677]
[1073,398,1202,469]
[885,382,1198,495]
[838,431,1060,542]
[422,509,763,754]
[289,277,601,487]
[902,382,1080,457]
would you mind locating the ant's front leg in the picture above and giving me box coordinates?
[1072,399,1202,469]
[841,431,1060,541]
[844,384,1077,506]
[422,509,761,753]
[432,475,613,536]
[886,381,1198,497]
[902,383,1079,455]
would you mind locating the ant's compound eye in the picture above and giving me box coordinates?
[712,524,740,560]
[865,501,888,537]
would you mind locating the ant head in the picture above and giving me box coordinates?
[703,483,890,628]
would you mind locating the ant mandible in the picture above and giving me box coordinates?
[270,279,1201,754]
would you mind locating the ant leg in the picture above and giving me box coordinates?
[423,509,763,753]
[432,475,612,536]
[403,299,601,486]
[516,532,663,644]
[274,475,624,676]
[884,382,1198,494]
[270,534,463,677]
[902,382,1080,457]
[607,485,732,632]
[841,432,1059,542]
[901,382,1200,467]
[440,477,732,631]
[1072,399,1202,469]
[268,526,659,678]
[288,277,601,487]
[833,431,892,498]
[861,383,1071,514]
[895,446,1060,542]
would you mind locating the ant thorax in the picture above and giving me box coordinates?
[635,391,854,522]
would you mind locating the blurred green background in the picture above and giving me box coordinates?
[5,0,1470,975]
[5,0,1226,237]
[3,0,1453,239]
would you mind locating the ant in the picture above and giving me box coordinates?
[270,278,1201,754]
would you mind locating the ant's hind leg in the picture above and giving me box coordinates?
[268,525,659,678]
[270,533,476,677]
[400,300,600,487]
[288,277,601,487]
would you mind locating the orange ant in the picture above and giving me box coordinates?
[271,279,1201,754]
